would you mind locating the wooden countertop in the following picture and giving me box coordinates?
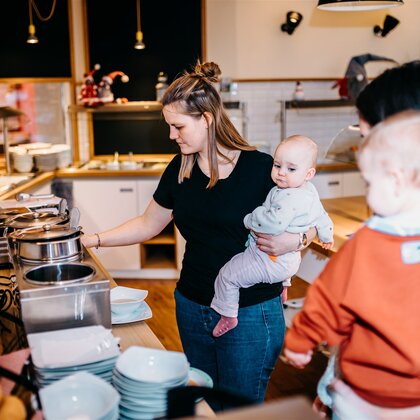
[311,196,370,256]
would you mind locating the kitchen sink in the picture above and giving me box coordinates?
[0,174,33,193]
[81,160,168,171]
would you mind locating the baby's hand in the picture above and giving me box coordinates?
[283,348,313,369]
[282,287,288,303]
[321,241,334,250]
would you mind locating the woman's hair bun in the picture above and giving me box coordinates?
[192,61,221,84]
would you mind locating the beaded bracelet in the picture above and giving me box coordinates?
[94,233,101,249]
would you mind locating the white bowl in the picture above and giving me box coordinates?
[116,346,189,383]
[106,161,120,170]
[120,160,138,170]
[110,286,148,316]
[40,371,120,420]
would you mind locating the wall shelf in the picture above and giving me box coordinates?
[68,102,162,114]
[280,99,356,140]
[284,99,354,109]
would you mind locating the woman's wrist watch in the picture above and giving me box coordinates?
[297,232,308,251]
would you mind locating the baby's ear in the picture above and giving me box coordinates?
[305,167,316,181]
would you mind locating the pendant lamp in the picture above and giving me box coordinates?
[317,0,404,11]
[134,0,145,50]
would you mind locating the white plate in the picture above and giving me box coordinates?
[112,301,152,325]
[116,346,189,384]
[28,326,120,369]
[188,367,213,388]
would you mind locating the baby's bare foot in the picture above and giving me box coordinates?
[213,316,238,337]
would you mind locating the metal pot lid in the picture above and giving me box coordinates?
[0,208,29,223]
[5,212,69,229]
[9,225,81,241]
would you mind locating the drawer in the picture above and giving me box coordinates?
[312,173,343,199]
[342,171,366,197]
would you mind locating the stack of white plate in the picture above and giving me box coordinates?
[31,144,72,170]
[10,143,51,173]
[52,144,72,168]
[27,325,120,388]
[113,346,190,420]
[40,371,120,420]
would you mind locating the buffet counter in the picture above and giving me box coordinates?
[0,248,214,418]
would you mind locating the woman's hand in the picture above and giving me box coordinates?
[255,227,317,256]
[81,233,98,248]
[80,199,173,249]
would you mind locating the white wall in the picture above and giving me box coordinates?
[206,0,420,79]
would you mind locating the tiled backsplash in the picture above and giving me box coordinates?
[235,81,359,162]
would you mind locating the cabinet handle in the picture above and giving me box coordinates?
[119,188,134,193]
[328,181,340,186]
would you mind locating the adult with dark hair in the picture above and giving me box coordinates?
[356,60,420,133]
[83,61,317,407]
[307,59,420,418]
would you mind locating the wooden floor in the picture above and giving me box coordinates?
[115,277,327,403]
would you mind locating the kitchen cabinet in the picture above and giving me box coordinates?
[70,177,181,279]
[312,171,366,199]
[72,179,140,274]
[136,178,182,277]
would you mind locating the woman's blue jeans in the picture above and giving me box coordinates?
[174,288,285,409]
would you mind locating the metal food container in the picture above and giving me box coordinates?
[7,225,83,263]
[16,252,111,334]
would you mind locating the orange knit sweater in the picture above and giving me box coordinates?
[285,226,420,408]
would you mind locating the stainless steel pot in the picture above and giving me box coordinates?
[7,224,83,263]
[23,262,95,286]
[0,208,30,265]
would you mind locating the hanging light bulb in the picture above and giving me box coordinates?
[27,0,39,44]
[134,0,145,50]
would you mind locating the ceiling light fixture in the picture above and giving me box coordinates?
[280,11,303,35]
[27,0,57,45]
[134,0,145,50]
[373,14,400,37]
[27,0,38,44]
[317,0,404,11]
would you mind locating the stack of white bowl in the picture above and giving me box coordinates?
[113,346,190,420]
[40,371,120,420]
[10,143,51,173]
[52,144,72,168]
[10,148,34,173]
[9,142,72,171]
[31,144,72,170]
[27,325,120,388]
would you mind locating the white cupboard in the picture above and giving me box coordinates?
[312,171,366,199]
[72,179,140,273]
[71,177,180,279]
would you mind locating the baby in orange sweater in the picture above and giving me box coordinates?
[284,111,420,419]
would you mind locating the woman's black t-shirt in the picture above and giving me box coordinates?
[153,150,283,307]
